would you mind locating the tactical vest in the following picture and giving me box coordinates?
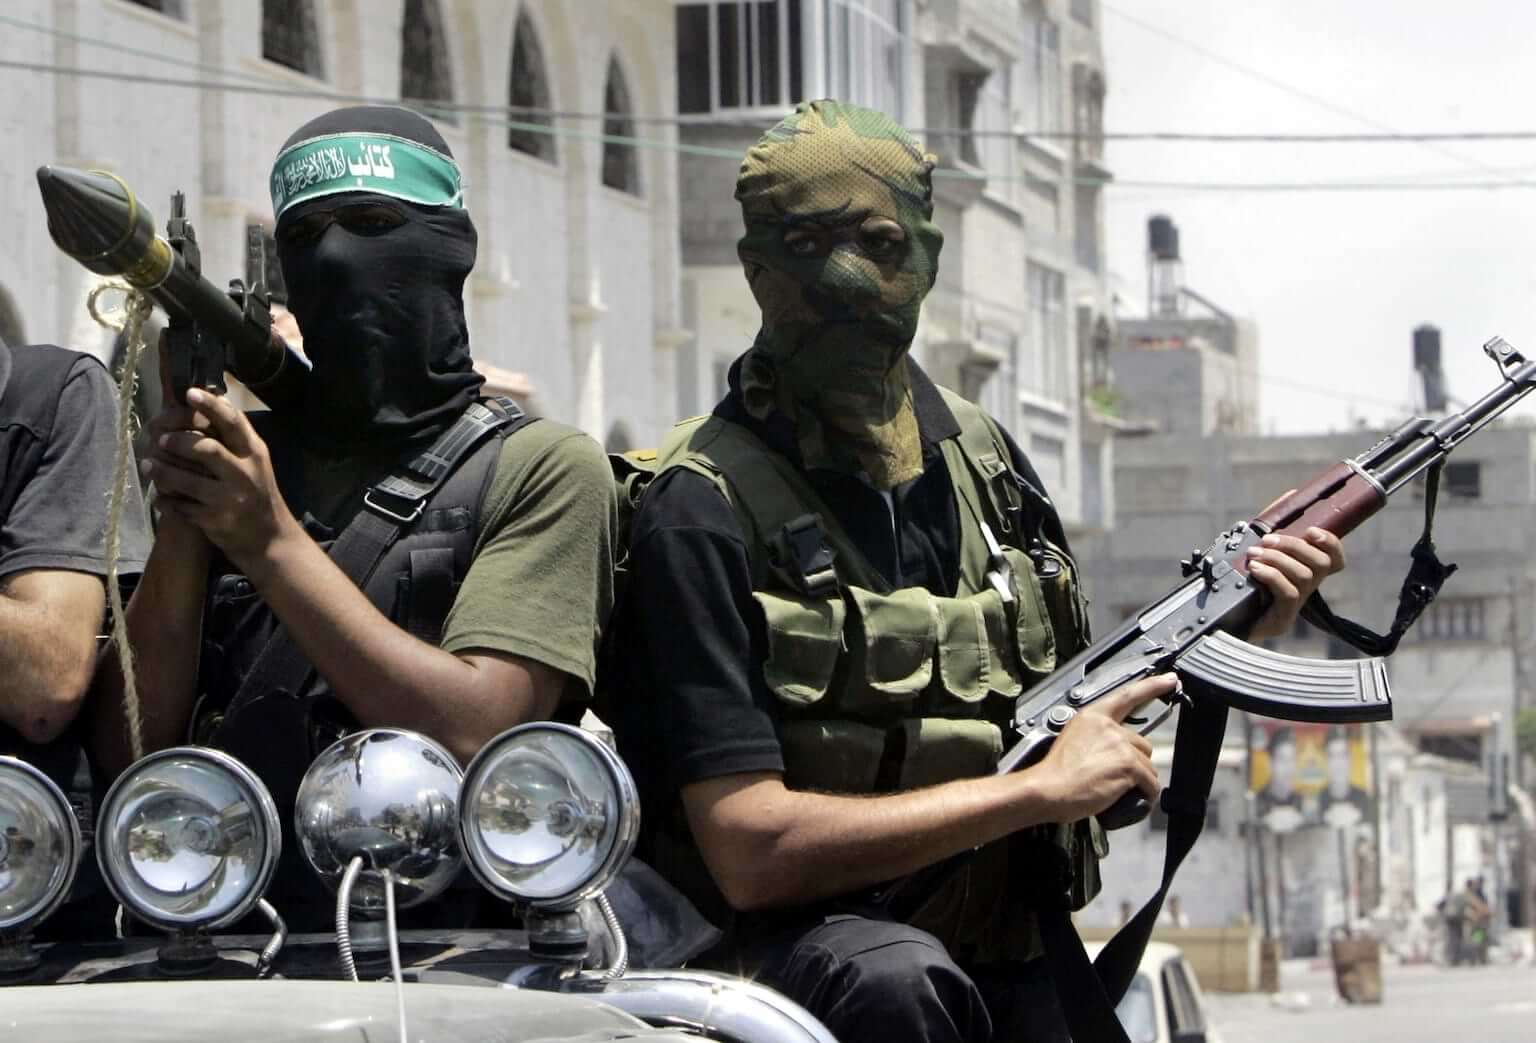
[653,388,1102,960]
[191,400,526,927]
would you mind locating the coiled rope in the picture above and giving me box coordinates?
[86,283,151,764]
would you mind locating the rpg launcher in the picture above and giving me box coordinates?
[35,165,309,410]
[1002,335,1536,826]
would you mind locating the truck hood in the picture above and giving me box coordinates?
[0,978,699,1042]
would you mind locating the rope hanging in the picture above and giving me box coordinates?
[86,282,151,764]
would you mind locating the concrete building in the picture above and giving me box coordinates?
[2,0,683,446]
[1074,420,1536,951]
[672,0,1118,531]
[1109,215,1261,437]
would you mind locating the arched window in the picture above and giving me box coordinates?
[123,0,185,16]
[401,0,456,124]
[262,0,323,78]
[601,57,640,195]
[0,285,25,349]
[508,11,556,161]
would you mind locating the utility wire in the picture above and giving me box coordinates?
[13,11,1536,145]
[1102,3,1523,185]
[12,58,1536,193]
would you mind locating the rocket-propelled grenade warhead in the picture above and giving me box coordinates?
[36,164,308,410]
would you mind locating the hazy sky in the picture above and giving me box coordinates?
[1100,0,1536,433]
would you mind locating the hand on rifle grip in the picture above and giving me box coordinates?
[1031,675,1171,826]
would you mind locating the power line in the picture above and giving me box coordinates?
[13,11,1536,146]
[1102,4,1523,185]
[1013,131,1536,143]
[14,59,1536,193]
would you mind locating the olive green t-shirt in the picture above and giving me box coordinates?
[439,419,617,697]
[295,417,616,699]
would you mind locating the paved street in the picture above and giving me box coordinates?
[1206,961,1536,1043]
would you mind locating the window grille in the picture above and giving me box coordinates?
[675,1,904,119]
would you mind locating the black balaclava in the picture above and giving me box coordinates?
[271,106,482,454]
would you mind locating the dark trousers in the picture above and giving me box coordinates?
[704,912,1071,1043]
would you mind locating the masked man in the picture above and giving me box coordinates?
[604,101,1343,1042]
[94,106,616,929]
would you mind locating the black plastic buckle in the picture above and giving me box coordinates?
[770,514,839,599]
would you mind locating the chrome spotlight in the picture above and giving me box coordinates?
[97,747,279,932]
[458,723,639,910]
[295,729,463,910]
[0,757,80,945]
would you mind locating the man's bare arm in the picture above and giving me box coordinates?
[91,512,211,776]
[0,569,106,745]
[683,677,1171,912]
[141,390,569,766]
[238,529,566,764]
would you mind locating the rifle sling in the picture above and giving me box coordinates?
[216,398,532,726]
[1301,460,1458,657]
[1034,688,1229,1043]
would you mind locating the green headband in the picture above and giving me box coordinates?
[270,131,463,219]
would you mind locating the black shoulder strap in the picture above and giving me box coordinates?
[1302,460,1457,656]
[220,397,534,721]
[1032,692,1229,1043]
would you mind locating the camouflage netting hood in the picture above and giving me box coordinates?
[735,99,943,489]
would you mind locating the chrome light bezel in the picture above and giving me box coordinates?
[0,756,81,935]
[294,728,465,910]
[458,722,639,911]
[97,746,280,932]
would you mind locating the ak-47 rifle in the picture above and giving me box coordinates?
[34,165,309,409]
[914,338,1536,1043]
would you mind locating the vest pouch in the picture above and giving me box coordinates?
[845,586,937,712]
[1005,545,1058,678]
[1064,816,1108,911]
[753,591,846,707]
[936,591,1019,701]
[780,718,888,793]
[894,717,1004,792]
[1033,540,1091,656]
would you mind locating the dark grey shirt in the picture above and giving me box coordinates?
[0,347,150,583]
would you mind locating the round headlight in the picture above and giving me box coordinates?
[0,757,80,935]
[97,747,279,932]
[295,729,463,910]
[459,723,638,910]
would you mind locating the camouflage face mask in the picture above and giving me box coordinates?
[735,100,943,490]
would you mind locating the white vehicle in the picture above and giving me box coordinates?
[1088,940,1228,1043]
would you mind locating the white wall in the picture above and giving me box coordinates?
[4,0,681,443]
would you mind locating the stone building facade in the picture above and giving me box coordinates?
[1074,422,1536,950]
[672,0,1118,532]
[2,0,683,445]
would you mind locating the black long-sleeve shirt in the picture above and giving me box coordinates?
[607,362,1066,858]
